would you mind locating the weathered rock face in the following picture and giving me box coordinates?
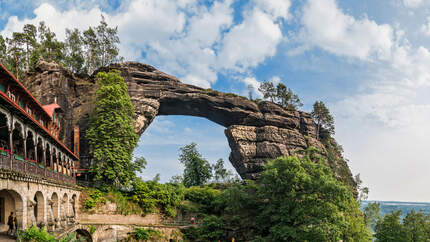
[23,61,355,187]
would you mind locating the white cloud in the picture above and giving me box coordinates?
[403,0,424,8]
[421,16,430,36]
[1,0,289,89]
[217,9,283,72]
[299,0,393,60]
[300,0,430,201]
[1,3,103,40]
[241,77,262,98]
[254,0,291,20]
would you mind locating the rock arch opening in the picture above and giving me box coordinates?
[135,116,236,182]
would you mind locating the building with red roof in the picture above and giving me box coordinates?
[0,63,77,185]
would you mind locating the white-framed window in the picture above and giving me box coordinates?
[27,107,32,116]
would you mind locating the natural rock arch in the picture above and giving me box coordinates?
[24,61,354,184]
[94,63,323,179]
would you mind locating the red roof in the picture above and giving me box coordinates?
[43,103,62,118]
[0,63,53,121]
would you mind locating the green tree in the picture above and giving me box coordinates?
[0,35,6,64]
[179,143,212,187]
[374,210,407,242]
[86,70,140,187]
[38,22,64,63]
[258,80,276,102]
[256,156,371,241]
[65,28,85,73]
[403,210,430,242]
[363,202,381,232]
[22,24,38,70]
[96,15,121,67]
[83,27,100,74]
[311,101,335,139]
[6,32,26,78]
[212,158,232,183]
[276,83,303,110]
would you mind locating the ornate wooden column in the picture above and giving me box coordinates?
[23,131,27,160]
[9,116,13,169]
[43,143,46,176]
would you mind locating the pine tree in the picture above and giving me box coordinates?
[276,83,303,110]
[86,70,140,187]
[22,24,37,71]
[0,35,7,64]
[83,27,100,74]
[311,101,335,139]
[96,15,120,67]
[65,28,85,73]
[258,81,276,102]
[7,32,26,78]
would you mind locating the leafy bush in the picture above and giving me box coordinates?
[184,186,221,214]
[129,228,165,241]
[17,227,56,242]
[131,179,185,217]
[84,189,106,210]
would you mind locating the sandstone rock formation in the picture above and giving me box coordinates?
[23,61,355,188]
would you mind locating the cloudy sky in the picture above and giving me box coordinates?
[1,0,430,202]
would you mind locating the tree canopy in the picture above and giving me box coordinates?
[86,70,141,187]
[311,100,335,139]
[0,15,121,78]
[258,80,303,110]
[179,143,213,187]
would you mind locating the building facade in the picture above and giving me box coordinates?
[0,64,79,230]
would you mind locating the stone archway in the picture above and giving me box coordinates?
[33,191,45,226]
[0,189,23,230]
[75,228,92,242]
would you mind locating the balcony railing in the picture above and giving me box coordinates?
[0,155,75,185]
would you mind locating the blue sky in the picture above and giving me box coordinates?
[2,0,430,202]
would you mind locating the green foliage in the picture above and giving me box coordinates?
[87,70,140,188]
[0,16,122,78]
[131,178,185,217]
[84,189,106,210]
[403,210,430,242]
[180,156,370,241]
[88,225,97,235]
[212,158,233,183]
[17,227,84,242]
[372,209,430,242]
[258,80,302,110]
[311,100,335,139]
[364,202,382,231]
[184,185,221,214]
[17,226,57,242]
[179,143,212,187]
[255,156,370,241]
[129,228,165,241]
[375,210,407,242]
